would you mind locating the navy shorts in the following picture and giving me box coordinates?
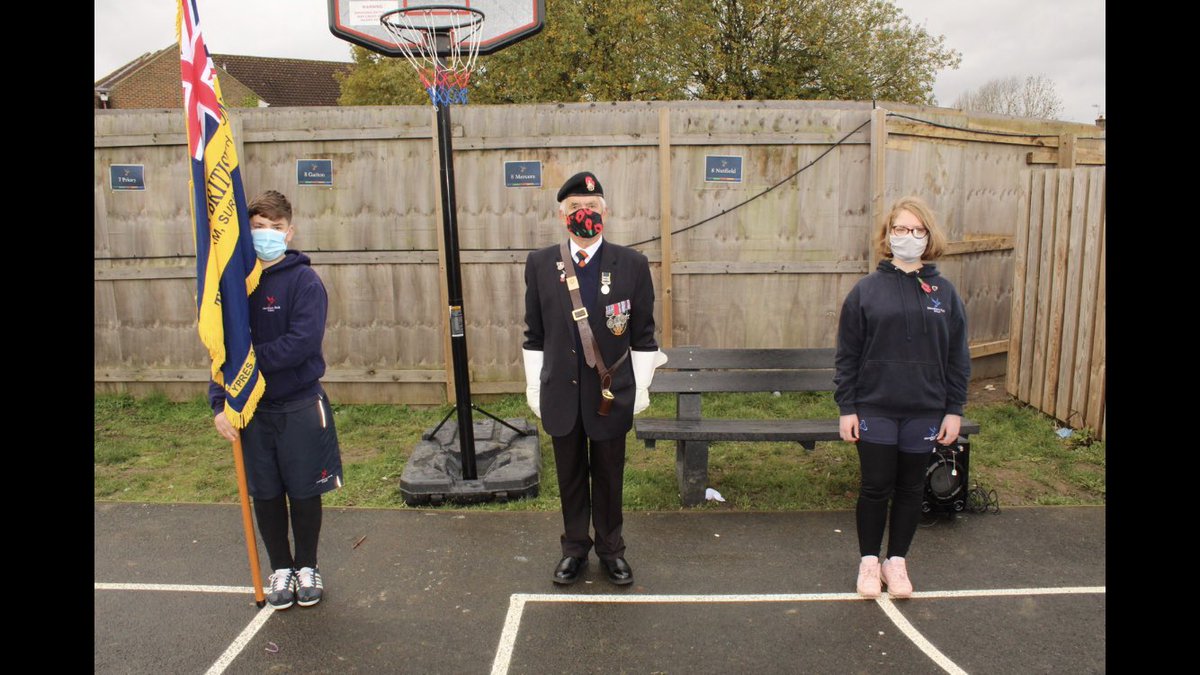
[857,416,943,454]
[240,390,344,500]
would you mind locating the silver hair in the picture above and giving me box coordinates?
[559,195,607,214]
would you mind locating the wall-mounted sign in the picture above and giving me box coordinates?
[704,155,743,183]
[504,161,542,188]
[297,159,333,186]
[110,164,145,191]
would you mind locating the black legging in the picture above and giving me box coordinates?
[253,494,323,571]
[856,441,928,558]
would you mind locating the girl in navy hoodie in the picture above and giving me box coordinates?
[834,196,970,599]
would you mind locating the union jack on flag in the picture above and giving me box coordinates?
[178,0,264,428]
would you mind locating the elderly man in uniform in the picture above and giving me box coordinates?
[522,171,666,586]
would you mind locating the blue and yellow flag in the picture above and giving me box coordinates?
[178,0,264,428]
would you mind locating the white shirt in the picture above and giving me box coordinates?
[568,236,603,264]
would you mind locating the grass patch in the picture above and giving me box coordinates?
[960,402,1106,505]
[94,389,1105,510]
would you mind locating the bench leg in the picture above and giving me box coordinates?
[676,440,710,507]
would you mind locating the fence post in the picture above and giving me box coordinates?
[869,107,888,267]
[658,107,674,348]
[1058,133,1077,169]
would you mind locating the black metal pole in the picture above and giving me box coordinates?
[433,63,477,481]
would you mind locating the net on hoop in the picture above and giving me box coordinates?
[381,6,485,108]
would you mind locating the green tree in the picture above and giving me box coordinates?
[336,0,960,106]
[672,0,960,103]
[336,45,429,106]
[470,0,683,103]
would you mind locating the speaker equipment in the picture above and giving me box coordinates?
[923,440,970,514]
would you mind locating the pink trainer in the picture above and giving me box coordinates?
[856,557,881,598]
[881,557,913,598]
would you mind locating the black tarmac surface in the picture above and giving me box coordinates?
[95,503,1105,674]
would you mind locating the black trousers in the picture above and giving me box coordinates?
[856,440,928,558]
[552,414,627,560]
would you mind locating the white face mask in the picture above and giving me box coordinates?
[889,235,927,263]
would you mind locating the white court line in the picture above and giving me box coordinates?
[489,587,1105,675]
[95,582,256,594]
[878,595,967,675]
[96,582,273,675]
[506,592,868,604]
[491,595,527,675]
[204,605,275,675]
[908,586,1106,598]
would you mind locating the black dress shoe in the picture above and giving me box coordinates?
[600,557,633,585]
[552,556,587,585]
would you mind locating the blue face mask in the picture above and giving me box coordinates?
[251,228,287,261]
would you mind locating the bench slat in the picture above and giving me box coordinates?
[663,348,835,370]
[636,417,982,442]
[651,370,836,393]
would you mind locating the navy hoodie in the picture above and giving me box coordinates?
[209,250,329,413]
[833,260,970,418]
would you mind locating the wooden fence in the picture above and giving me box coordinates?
[1008,167,1106,439]
[95,100,1105,406]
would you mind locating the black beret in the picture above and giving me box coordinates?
[556,171,604,201]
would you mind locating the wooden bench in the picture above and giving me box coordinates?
[635,347,981,506]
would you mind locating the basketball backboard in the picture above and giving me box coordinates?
[328,1,545,57]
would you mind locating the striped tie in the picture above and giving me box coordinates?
[576,249,588,267]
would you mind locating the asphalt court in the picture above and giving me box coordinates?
[95,503,1105,674]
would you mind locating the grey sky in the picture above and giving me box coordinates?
[891,0,1105,124]
[95,0,1104,124]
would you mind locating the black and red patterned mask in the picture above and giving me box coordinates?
[566,208,604,238]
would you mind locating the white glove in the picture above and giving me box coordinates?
[522,349,544,418]
[631,349,668,415]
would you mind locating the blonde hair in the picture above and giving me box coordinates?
[874,196,947,260]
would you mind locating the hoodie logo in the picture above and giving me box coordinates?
[263,294,281,313]
[926,296,945,314]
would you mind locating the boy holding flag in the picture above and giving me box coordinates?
[209,190,344,610]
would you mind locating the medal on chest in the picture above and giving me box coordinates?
[600,271,611,295]
[605,299,631,336]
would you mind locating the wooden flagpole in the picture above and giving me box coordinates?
[231,433,266,607]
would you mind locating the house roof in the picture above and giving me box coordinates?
[95,46,175,91]
[96,47,353,107]
[209,54,352,106]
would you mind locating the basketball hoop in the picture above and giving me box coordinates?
[329,2,545,490]
[381,6,486,108]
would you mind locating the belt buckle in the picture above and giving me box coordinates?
[572,307,589,321]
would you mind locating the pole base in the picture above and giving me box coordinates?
[401,417,540,506]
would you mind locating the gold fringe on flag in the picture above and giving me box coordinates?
[224,371,265,430]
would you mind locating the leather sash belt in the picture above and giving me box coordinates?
[559,242,629,416]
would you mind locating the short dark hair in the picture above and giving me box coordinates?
[248,190,293,223]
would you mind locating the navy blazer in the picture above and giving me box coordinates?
[523,240,657,441]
